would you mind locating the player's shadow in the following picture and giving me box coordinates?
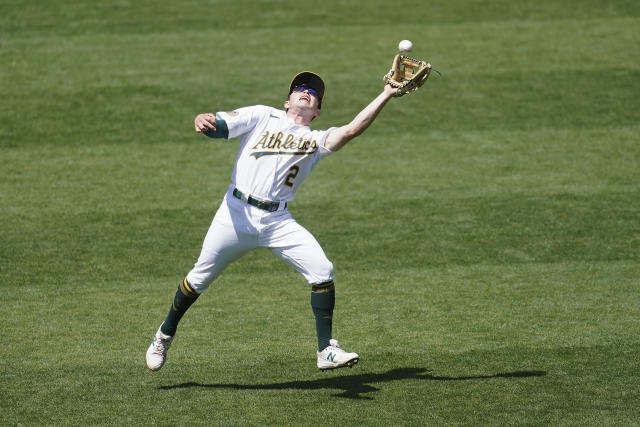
[159,368,546,399]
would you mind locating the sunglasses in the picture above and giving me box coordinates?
[292,85,319,98]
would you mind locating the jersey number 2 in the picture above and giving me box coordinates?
[284,165,300,187]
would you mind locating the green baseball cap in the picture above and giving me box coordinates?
[289,71,325,108]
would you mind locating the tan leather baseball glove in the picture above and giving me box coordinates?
[383,54,432,96]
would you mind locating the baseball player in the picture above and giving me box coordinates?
[146,71,400,372]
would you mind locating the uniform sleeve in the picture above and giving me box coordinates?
[216,105,265,139]
[315,127,337,159]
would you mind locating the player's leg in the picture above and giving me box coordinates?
[147,198,257,371]
[146,276,198,371]
[158,277,200,338]
[263,217,334,348]
[265,217,358,370]
[310,280,335,353]
[165,202,257,333]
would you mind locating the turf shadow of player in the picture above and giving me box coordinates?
[159,368,546,400]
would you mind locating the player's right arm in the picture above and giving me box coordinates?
[195,113,216,132]
[195,106,268,139]
[194,113,229,139]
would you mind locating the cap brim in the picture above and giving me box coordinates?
[289,71,325,105]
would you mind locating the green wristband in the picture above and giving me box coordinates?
[202,118,229,139]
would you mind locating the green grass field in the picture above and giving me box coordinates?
[2,0,639,425]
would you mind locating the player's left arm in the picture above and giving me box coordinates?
[324,84,398,152]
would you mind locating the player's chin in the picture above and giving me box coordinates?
[296,102,315,111]
[303,100,319,109]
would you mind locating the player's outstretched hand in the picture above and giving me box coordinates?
[383,83,399,98]
[194,113,217,133]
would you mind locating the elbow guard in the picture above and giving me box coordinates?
[202,119,229,139]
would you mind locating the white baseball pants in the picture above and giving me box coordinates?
[186,191,334,293]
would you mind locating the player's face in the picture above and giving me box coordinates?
[287,85,321,110]
[292,85,320,100]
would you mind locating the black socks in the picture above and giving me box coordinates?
[161,278,200,337]
[310,281,335,352]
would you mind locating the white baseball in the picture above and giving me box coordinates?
[398,40,413,52]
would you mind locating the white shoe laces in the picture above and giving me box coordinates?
[321,340,347,357]
[152,336,170,355]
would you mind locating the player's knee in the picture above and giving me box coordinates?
[185,271,215,294]
[311,280,335,293]
[311,259,334,285]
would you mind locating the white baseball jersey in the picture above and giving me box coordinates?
[186,105,337,291]
[217,105,336,202]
